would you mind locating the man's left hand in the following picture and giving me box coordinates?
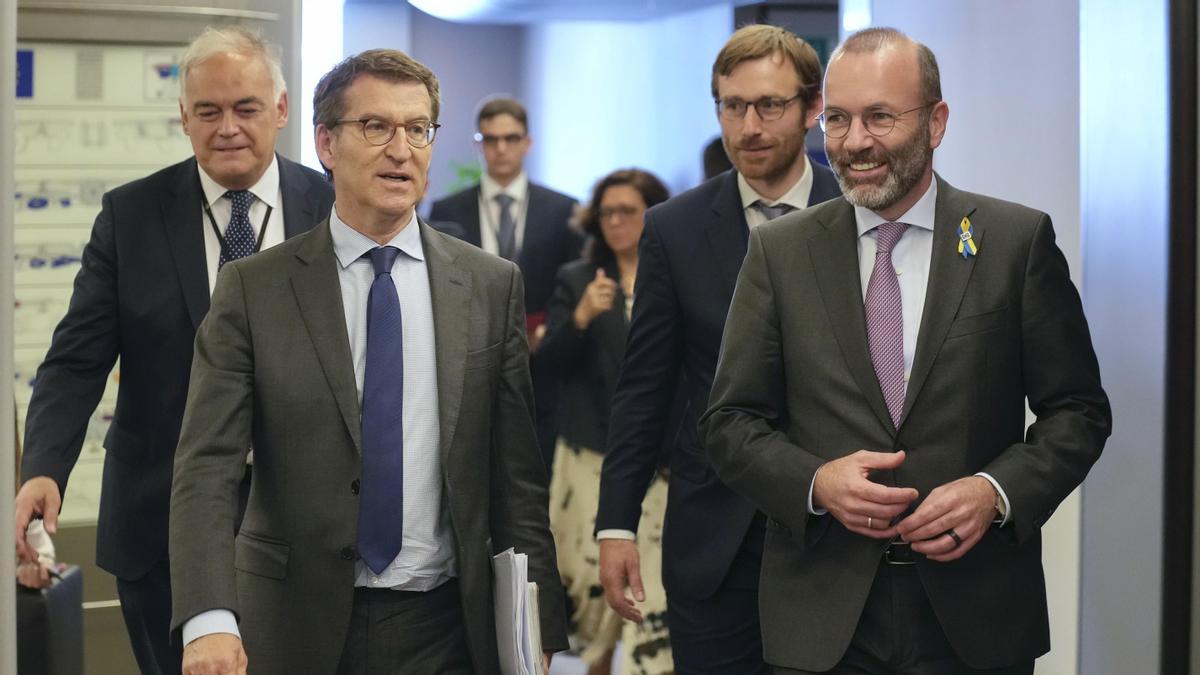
[895,476,996,562]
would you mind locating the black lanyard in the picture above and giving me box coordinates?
[201,192,273,260]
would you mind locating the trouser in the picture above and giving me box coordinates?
[336,579,474,674]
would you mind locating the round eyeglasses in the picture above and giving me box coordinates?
[816,102,938,139]
[331,117,441,148]
[715,94,804,122]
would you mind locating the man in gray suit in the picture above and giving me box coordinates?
[169,49,567,674]
[703,28,1111,673]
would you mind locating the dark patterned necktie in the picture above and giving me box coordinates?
[495,193,517,260]
[356,246,405,575]
[865,222,909,427]
[219,190,257,267]
[751,200,796,222]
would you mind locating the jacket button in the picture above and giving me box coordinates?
[350,479,360,495]
[340,546,356,561]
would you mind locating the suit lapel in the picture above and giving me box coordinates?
[707,171,751,293]
[808,201,896,433]
[290,221,363,452]
[278,155,320,238]
[422,222,473,464]
[162,158,211,330]
[902,177,982,423]
[463,186,483,246]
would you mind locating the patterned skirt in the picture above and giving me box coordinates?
[548,439,673,675]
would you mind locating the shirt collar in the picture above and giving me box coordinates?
[480,171,528,202]
[197,154,280,211]
[738,155,814,211]
[330,205,424,270]
[854,175,938,238]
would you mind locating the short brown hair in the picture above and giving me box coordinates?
[711,24,822,106]
[830,27,942,104]
[313,49,440,130]
[477,97,528,132]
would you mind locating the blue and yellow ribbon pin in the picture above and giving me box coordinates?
[956,216,978,259]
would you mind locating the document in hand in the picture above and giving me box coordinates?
[492,548,545,675]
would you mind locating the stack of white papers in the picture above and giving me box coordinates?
[492,548,545,675]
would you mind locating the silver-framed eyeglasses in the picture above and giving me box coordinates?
[331,117,441,148]
[816,102,938,139]
[715,94,804,121]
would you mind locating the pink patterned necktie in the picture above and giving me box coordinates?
[865,222,909,427]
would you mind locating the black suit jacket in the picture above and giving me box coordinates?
[21,156,333,581]
[595,165,841,600]
[429,181,583,314]
[702,176,1111,670]
[539,260,629,453]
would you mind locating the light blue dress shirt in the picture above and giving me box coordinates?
[183,208,454,645]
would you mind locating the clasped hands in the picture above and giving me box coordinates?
[812,449,998,562]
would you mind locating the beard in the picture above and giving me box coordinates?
[829,119,932,212]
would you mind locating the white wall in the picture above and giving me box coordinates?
[1,0,16,668]
[523,3,733,200]
[867,2,1084,673]
[1078,0,1167,672]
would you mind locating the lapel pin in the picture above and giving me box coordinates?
[957,216,977,259]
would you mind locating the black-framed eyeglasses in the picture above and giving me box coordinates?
[816,102,938,139]
[330,117,440,148]
[598,205,642,221]
[715,94,804,121]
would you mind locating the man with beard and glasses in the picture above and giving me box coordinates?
[595,24,841,673]
[702,27,1110,674]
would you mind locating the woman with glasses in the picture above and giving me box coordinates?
[539,168,671,675]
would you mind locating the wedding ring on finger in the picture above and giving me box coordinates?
[945,528,963,547]
[867,516,873,529]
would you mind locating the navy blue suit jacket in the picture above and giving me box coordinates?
[428,181,582,314]
[21,156,333,580]
[596,164,841,599]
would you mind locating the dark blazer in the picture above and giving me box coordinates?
[595,164,842,600]
[429,181,583,314]
[539,259,629,453]
[20,156,332,581]
[169,220,569,675]
[702,176,1111,670]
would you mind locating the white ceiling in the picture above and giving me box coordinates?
[401,0,834,24]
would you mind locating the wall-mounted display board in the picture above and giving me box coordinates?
[15,42,192,525]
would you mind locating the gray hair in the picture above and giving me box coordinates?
[179,26,286,102]
[829,27,941,104]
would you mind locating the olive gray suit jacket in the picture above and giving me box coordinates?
[169,218,568,674]
[702,176,1111,671]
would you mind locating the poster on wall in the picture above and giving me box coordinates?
[15,42,193,525]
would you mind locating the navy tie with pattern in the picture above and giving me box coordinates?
[356,245,405,575]
[219,190,257,267]
[495,193,517,260]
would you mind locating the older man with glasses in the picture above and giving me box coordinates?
[703,27,1110,674]
[169,49,567,675]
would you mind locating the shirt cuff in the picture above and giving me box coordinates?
[975,472,1011,526]
[596,529,636,541]
[183,609,241,646]
[808,467,828,516]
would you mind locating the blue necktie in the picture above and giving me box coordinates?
[356,246,405,575]
[219,190,257,267]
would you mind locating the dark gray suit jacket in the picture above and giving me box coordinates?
[703,176,1111,670]
[169,219,568,674]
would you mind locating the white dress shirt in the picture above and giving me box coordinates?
[478,171,529,257]
[183,208,455,645]
[197,156,286,294]
[805,179,1012,522]
[739,155,815,229]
